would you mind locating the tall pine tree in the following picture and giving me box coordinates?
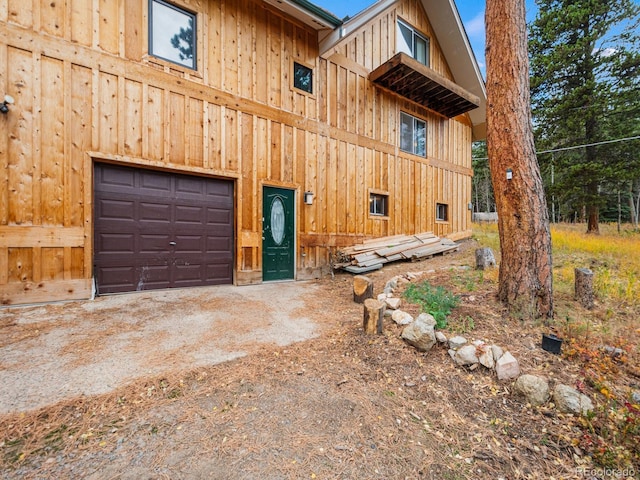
[529,0,640,232]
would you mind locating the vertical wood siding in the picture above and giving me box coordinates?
[0,0,474,304]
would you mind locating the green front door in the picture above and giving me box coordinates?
[262,187,295,281]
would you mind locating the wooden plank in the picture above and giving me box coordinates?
[0,226,85,247]
[124,79,143,157]
[0,278,92,305]
[344,263,383,274]
[40,56,65,225]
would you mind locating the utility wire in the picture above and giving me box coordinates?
[472,134,640,161]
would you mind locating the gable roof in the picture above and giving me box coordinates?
[319,0,487,140]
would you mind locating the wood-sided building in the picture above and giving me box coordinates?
[0,0,486,305]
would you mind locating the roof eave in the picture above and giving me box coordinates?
[263,0,343,30]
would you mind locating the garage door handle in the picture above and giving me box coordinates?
[169,241,177,246]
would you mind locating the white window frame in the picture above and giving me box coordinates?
[400,112,426,157]
[397,19,430,67]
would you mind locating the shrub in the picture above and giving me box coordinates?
[403,281,460,329]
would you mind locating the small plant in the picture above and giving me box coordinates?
[452,315,475,334]
[403,281,460,329]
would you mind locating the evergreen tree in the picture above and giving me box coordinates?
[529,0,640,232]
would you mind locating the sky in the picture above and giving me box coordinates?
[314,0,539,76]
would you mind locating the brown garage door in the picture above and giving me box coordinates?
[94,163,234,294]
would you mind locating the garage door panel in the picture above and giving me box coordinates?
[139,202,172,222]
[96,233,135,254]
[175,204,205,224]
[94,164,234,294]
[139,170,172,195]
[139,234,172,254]
[97,199,137,220]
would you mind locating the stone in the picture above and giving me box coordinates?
[632,391,640,404]
[553,384,594,415]
[495,352,520,380]
[449,336,468,350]
[475,247,496,270]
[415,313,436,327]
[391,310,413,325]
[401,316,437,352]
[455,344,479,366]
[477,343,495,369]
[513,375,550,406]
[448,349,457,361]
[385,297,402,310]
[435,331,448,344]
[491,345,504,362]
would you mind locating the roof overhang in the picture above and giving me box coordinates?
[262,0,343,30]
[370,52,480,118]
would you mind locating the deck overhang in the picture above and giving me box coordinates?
[370,53,480,118]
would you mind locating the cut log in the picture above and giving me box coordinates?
[475,247,497,270]
[575,268,594,309]
[353,275,374,303]
[363,298,385,335]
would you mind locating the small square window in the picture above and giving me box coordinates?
[400,112,426,157]
[149,0,196,70]
[436,203,448,222]
[293,62,313,94]
[370,193,388,216]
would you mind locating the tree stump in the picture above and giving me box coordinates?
[353,275,373,303]
[475,247,496,270]
[363,298,385,335]
[575,268,594,309]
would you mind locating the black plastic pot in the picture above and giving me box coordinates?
[541,333,563,354]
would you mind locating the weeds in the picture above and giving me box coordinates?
[403,281,460,329]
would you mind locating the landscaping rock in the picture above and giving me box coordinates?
[454,345,479,366]
[491,345,504,362]
[401,316,436,352]
[632,391,640,404]
[415,313,436,327]
[477,343,495,369]
[385,297,402,310]
[495,352,520,380]
[391,310,413,325]
[553,384,594,415]
[449,336,467,350]
[435,331,448,344]
[513,374,549,406]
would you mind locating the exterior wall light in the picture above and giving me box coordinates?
[303,191,314,205]
[0,95,14,114]
[506,168,513,180]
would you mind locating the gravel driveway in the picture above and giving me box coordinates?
[0,282,320,414]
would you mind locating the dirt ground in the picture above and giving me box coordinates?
[1,240,637,479]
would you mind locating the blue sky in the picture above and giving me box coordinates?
[314,0,539,75]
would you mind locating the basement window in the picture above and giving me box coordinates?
[436,203,449,222]
[397,20,430,67]
[149,0,197,70]
[293,62,313,94]
[369,193,389,216]
[400,112,426,157]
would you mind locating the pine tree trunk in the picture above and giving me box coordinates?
[486,0,553,319]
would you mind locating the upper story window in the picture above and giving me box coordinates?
[397,20,430,67]
[293,62,313,94]
[400,112,426,157]
[149,0,197,70]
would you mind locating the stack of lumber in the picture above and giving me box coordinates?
[336,232,459,274]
